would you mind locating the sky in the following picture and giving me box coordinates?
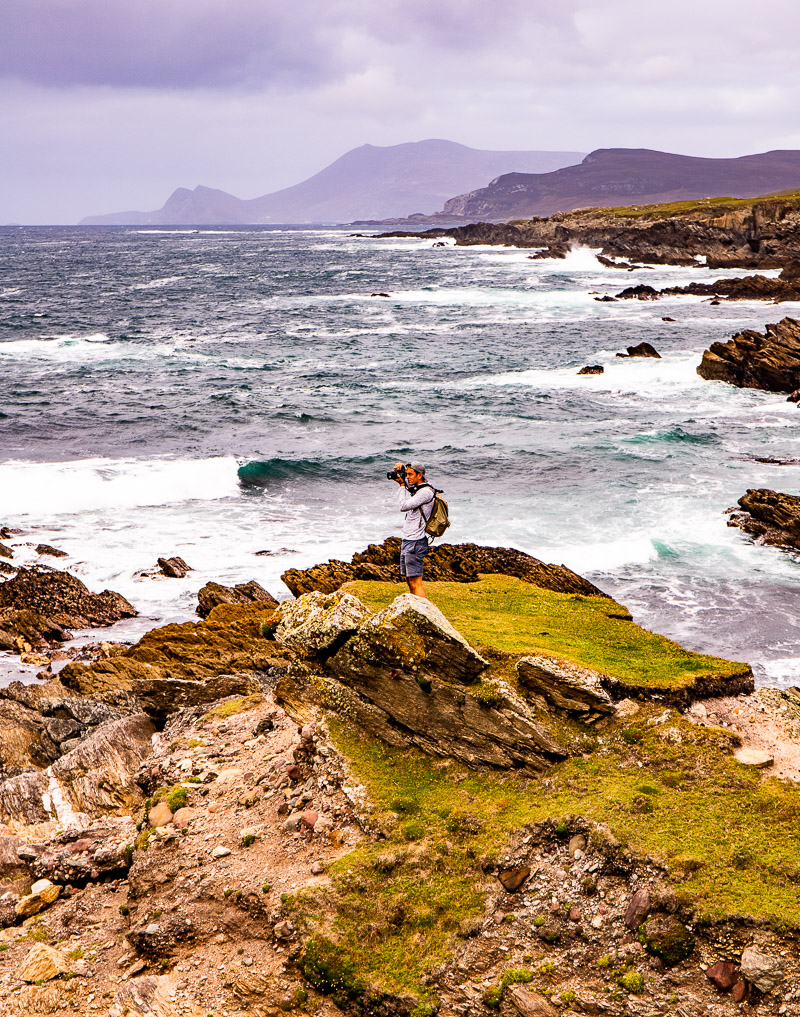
[2,0,799,224]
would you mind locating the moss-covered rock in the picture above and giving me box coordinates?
[639,915,695,966]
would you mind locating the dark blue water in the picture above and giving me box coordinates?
[2,225,800,685]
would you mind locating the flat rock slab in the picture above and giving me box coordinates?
[734,748,774,767]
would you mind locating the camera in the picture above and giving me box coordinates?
[387,465,406,481]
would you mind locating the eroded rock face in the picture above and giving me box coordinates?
[0,568,136,629]
[727,488,800,550]
[517,656,614,716]
[275,589,372,656]
[283,537,608,598]
[196,579,277,618]
[0,608,70,654]
[697,317,800,392]
[0,699,60,777]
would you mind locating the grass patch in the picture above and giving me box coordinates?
[308,709,800,1001]
[200,694,263,726]
[344,575,744,693]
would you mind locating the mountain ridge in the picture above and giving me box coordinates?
[79,140,585,225]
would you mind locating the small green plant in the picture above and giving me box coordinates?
[27,925,50,942]
[152,909,163,919]
[597,955,611,969]
[538,961,555,978]
[409,1001,437,1017]
[241,834,256,848]
[262,883,272,893]
[482,985,503,1010]
[619,971,644,993]
[534,915,546,927]
[401,820,426,841]
[501,967,534,987]
[187,776,202,784]
[554,820,569,836]
[67,947,85,961]
[561,990,577,1006]
[119,905,130,917]
[622,727,644,744]
[260,618,279,639]
[223,888,233,898]
[167,787,188,813]
[470,681,505,708]
[0,944,8,952]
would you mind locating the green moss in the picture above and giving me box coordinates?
[167,787,188,813]
[200,694,263,725]
[299,937,365,1007]
[619,971,645,993]
[345,576,744,694]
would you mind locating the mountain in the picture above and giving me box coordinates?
[440,148,800,221]
[78,141,585,225]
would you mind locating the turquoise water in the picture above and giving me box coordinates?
[1,225,799,685]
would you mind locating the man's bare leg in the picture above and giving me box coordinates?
[406,576,426,598]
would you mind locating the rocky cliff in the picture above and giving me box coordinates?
[697,317,800,391]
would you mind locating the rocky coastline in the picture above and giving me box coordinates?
[0,529,798,1016]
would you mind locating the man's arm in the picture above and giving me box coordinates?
[398,485,434,512]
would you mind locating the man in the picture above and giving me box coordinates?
[391,460,434,598]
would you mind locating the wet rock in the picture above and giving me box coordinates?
[577,364,604,374]
[18,943,69,982]
[616,340,661,357]
[0,568,136,628]
[727,488,800,551]
[624,887,650,930]
[275,589,372,656]
[0,542,13,559]
[283,537,608,598]
[506,986,558,1016]
[639,916,695,966]
[36,544,68,558]
[0,608,71,654]
[740,945,785,993]
[705,960,739,991]
[517,655,614,715]
[196,579,277,618]
[157,556,192,578]
[615,285,660,301]
[697,316,800,391]
[498,866,530,892]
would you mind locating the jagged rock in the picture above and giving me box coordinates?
[639,916,695,966]
[0,542,13,559]
[506,986,558,1017]
[727,488,800,550]
[333,594,488,685]
[282,538,608,598]
[0,569,136,629]
[517,656,614,715]
[17,943,69,982]
[114,975,175,1016]
[196,579,277,618]
[577,364,604,374]
[15,877,60,918]
[0,608,70,654]
[275,589,372,656]
[740,945,785,993]
[29,819,137,884]
[295,597,568,774]
[697,317,800,391]
[624,887,650,929]
[156,556,192,578]
[661,274,800,302]
[0,771,49,825]
[706,961,739,991]
[0,698,60,776]
[35,544,68,558]
[50,714,155,816]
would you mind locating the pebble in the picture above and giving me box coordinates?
[211,846,231,859]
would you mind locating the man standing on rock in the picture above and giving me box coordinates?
[391,460,434,598]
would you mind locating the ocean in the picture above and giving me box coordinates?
[1,225,799,687]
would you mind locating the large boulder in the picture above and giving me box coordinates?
[303,596,567,774]
[0,698,60,777]
[697,316,800,391]
[517,656,614,716]
[17,943,69,983]
[282,538,608,598]
[196,579,277,618]
[274,589,372,656]
[727,488,800,550]
[0,568,136,628]
[0,608,70,654]
[332,594,488,685]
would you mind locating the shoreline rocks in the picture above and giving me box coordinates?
[727,488,800,550]
[697,316,800,391]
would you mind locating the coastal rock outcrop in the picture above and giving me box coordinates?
[196,579,278,617]
[616,341,661,358]
[517,656,614,716]
[282,537,608,598]
[727,488,800,550]
[697,317,800,391]
[0,568,136,628]
[275,589,372,656]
